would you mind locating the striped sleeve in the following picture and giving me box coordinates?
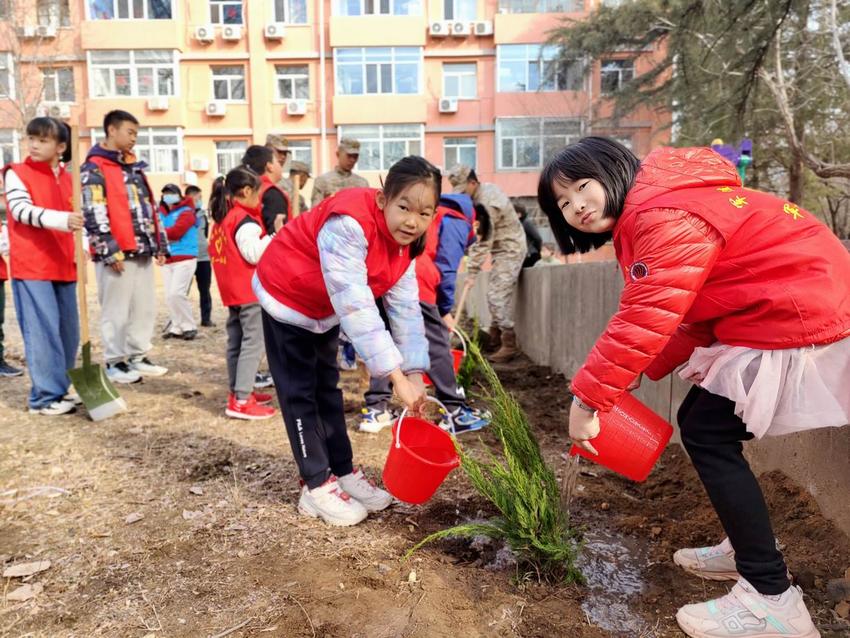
[3,169,71,232]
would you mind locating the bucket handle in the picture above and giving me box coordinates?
[450,327,467,357]
[395,396,454,449]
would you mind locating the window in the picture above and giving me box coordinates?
[337,125,422,171]
[210,0,242,24]
[87,0,171,19]
[497,117,584,169]
[444,137,476,170]
[498,44,583,92]
[42,67,75,102]
[442,63,476,99]
[336,48,421,95]
[275,65,309,100]
[215,141,247,175]
[274,0,307,23]
[212,66,245,101]
[336,0,421,16]
[92,127,182,172]
[0,54,11,99]
[289,140,312,167]
[89,50,176,97]
[38,0,71,26]
[600,59,634,94]
[497,0,583,13]
[0,130,18,166]
[443,0,475,20]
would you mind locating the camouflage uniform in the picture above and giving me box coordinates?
[450,166,526,330]
[310,138,369,207]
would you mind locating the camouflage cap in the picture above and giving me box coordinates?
[338,137,361,154]
[265,134,290,152]
[290,160,311,176]
[447,164,473,192]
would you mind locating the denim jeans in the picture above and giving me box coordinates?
[12,279,79,409]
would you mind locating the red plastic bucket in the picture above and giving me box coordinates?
[382,399,460,504]
[569,392,673,482]
[423,328,466,387]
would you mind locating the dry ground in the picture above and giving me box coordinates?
[1,283,848,637]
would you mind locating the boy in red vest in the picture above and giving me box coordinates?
[81,110,170,385]
[2,117,78,413]
[241,145,289,235]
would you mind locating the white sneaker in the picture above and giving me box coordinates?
[29,399,76,416]
[63,391,82,405]
[106,361,142,384]
[129,356,168,377]
[676,578,820,638]
[337,468,393,512]
[297,477,368,526]
[674,537,740,581]
[358,407,395,433]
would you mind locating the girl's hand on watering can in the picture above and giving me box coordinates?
[569,400,600,456]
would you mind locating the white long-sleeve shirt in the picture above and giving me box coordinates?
[3,167,73,233]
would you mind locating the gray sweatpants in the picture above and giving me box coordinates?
[226,303,264,399]
[365,301,465,411]
[95,256,156,365]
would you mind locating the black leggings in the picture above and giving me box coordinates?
[678,385,790,595]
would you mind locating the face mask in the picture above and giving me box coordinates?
[163,193,180,206]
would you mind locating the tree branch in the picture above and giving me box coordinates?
[829,0,850,92]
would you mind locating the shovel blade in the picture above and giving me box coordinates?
[67,343,126,421]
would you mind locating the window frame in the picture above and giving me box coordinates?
[209,0,244,24]
[442,0,476,20]
[496,0,583,14]
[334,47,422,96]
[496,116,585,171]
[288,139,313,167]
[443,136,477,170]
[274,64,310,101]
[335,0,422,17]
[215,140,248,176]
[273,0,308,23]
[336,124,424,171]
[0,129,21,166]
[600,58,635,95]
[87,49,179,98]
[92,127,183,174]
[497,44,584,93]
[211,65,247,103]
[85,0,173,20]
[41,66,75,103]
[0,53,14,100]
[442,62,477,99]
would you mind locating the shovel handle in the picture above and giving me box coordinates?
[70,126,89,345]
[454,277,472,326]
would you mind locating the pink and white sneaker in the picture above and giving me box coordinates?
[674,537,740,581]
[297,477,367,526]
[337,468,393,512]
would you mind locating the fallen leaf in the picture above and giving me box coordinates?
[835,601,850,619]
[189,486,204,496]
[125,512,144,525]
[407,570,417,584]
[6,583,44,601]
[651,526,662,537]
[3,560,51,578]
[845,567,850,581]
[600,502,610,511]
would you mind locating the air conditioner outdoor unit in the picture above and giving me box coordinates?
[194,24,215,42]
[438,97,458,113]
[474,20,493,36]
[264,23,285,40]
[36,25,57,38]
[222,25,242,41]
[285,100,307,116]
[46,103,71,119]
[205,101,226,116]
[451,21,471,36]
[429,21,450,37]
[146,96,169,111]
[190,156,210,172]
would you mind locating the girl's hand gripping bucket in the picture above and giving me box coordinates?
[569,392,673,482]
[423,328,467,386]
[382,397,460,504]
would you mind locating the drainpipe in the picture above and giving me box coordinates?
[319,0,328,172]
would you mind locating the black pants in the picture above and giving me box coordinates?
[678,385,790,595]
[262,311,352,490]
[365,300,465,411]
[195,261,212,324]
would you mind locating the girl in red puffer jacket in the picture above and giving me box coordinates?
[538,136,849,638]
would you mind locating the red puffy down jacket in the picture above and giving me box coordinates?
[571,147,850,412]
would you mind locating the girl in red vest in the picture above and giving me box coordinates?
[539,137,850,638]
[254,156,439,527]
[1,117,81,415]
[208,166,277,421]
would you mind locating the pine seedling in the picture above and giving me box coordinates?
[408,337,583,583]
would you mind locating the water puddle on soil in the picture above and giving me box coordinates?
[577,528,654,637]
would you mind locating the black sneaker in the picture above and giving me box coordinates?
[201,320,216,328]
[0,362,24,377]
[181,330,198,340]
[254,372,274,389]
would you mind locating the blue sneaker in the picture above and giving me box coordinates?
[0,362,23,377]
[358,407,396,433]
[442,405,489,434]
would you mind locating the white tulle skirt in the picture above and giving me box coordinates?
[678,336,850,439]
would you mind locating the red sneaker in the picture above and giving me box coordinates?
[225,393,277,420]
[252,391,274,405]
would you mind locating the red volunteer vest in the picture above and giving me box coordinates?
[259,174,291,225]
[209,201,266,307]
[256,188,412,319]
[415,205,470,304]
[0,256,7,281]
[2,158,76,281]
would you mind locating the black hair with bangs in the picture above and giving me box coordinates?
[537,136,640,255]
[25,117,71,163]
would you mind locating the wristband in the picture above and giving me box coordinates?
[572,395,595,413]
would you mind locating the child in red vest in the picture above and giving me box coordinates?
[538,137,850,638]
[209,166,277,421]
[241,145,289,235]
[254,156,438,527]
[1,117,80,414]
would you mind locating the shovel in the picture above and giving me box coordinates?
[66,126,127,421]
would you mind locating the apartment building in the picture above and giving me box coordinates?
[0,0,669,200]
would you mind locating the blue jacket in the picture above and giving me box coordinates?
[158,196,198,260]
[434,194,476,316]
